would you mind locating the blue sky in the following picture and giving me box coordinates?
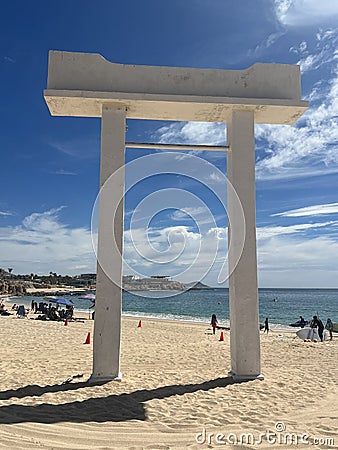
[1,0,338,287]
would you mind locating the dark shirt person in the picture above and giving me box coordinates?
[310,315,318,328]
[310,315,324,342]
[211,314,218,335]
[325,318,333,341]
[48,307,59,321]
[317,319,324,342]
[264,317,269,334]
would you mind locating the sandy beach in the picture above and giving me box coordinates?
[0,313,337,449]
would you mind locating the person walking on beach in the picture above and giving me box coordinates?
[264,317,269,334]
[325,318,333,340]
[211,314,218,335]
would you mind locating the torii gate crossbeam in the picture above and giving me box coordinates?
[44,51,308,382]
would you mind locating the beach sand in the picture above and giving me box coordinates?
[0,314,337,449]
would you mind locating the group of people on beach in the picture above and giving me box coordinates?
[210,311,334,342]
[31,301,74,321]
[0,301,12,316]
[310,315,333,341]
[0,302,27,317]
[0,299,74,322]
[264,315,334,340]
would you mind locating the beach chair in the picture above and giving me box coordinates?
[16,305,26,318]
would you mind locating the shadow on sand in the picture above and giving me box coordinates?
[0,376,246,423]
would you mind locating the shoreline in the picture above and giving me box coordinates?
[3,285,338,300]
[2,292,337,333]
[1,298,318,334]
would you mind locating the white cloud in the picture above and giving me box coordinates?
[207,172,224,183]
[152,30,338,182]
[275,0,338,26]
[257,234,338,287]
[0,208,95,275]
[48,136,99,159]
[207,227,227,240]
[50,169,77,176]
[275,0,293,21]
[256,219,338,287]
[155,122,226,146]
[257,221,336,239]
[273,203,338,217]
[123,220,338,287]
[299,41,307,52]
[3,56,15,63]
[296,30,338,73]
[170,207,207,221]
[123,223,226,284]
[3,209,338,287]
[297,54,319,73]
[256,29,338,180]
[289,40,308,56]
[249,31,286,57]
[0,211,13,217]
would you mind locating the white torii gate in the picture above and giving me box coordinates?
[44,51,308,382]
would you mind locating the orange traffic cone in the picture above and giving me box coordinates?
[64,318,68,326]
[219,331,224,342]
[84,332,90,344]
[137,320,142,328]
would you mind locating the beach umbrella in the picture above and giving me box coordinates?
[78,294,95,301]
[47,297,74,307]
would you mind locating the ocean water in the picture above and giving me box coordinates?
[6,288,338,329]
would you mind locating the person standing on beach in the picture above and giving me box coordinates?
[325,318,333,340]
[310,315,317,328]
[211,314,218,335]
[310,315,324,342]
[264,317,269,334]
[317,318,324,342]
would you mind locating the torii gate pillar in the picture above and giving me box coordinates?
[44,51,308,382]
[227,110,261,380]
[93,106,126,381]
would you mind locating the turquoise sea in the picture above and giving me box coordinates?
[6,288,338,330]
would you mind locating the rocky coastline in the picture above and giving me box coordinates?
[0,278,211,298]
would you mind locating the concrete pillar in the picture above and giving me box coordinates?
[227,110,263,381]
[91,105,126,382]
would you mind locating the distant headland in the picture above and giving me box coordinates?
[123,276,211,291]
[0,269,211,296]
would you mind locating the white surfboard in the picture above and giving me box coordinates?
[296,327,328,341]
